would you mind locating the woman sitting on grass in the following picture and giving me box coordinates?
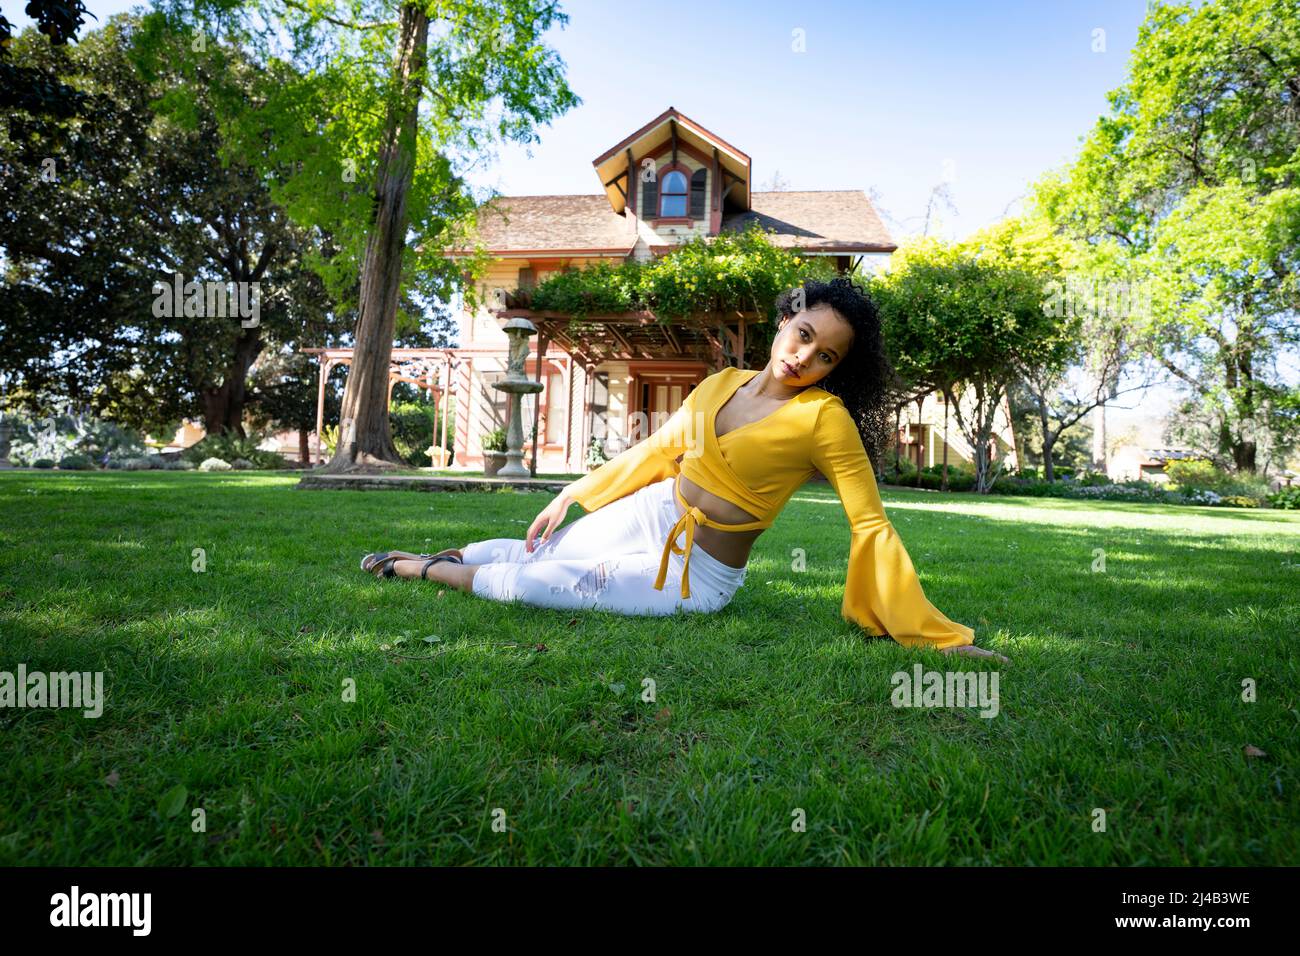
[362,276,1006,662]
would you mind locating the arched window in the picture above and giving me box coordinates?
[659,170,688,217]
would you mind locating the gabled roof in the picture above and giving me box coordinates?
[449,194,637,257]
[592,106,752,215]
[722,191,896,253]
[447,189,896,257]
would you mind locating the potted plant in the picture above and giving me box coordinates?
[482,427,508,477]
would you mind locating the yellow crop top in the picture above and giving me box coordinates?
[564,366,976,650]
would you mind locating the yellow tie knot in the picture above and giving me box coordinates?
[655,507,703,599]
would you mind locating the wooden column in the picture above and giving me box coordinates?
[314,358,333,465]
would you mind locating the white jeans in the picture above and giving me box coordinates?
[465,476,748,616]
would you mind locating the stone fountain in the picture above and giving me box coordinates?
[492,317,544,479]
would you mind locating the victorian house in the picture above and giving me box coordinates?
[298,106,1016,476]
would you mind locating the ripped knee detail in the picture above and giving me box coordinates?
[553,559,621,600]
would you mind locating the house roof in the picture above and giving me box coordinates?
[448,194,638,257]
[1141,448,1204,465]
[449,189,894,257]
[722,191,896,253]
[591,106,752,215]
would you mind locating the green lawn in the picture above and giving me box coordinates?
[1,471,1295,865]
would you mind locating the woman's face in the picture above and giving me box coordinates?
[773,303,855,388]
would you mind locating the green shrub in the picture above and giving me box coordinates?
[990,477,1057,496]
[1267,486,1300,510]
[586,436,608,467]
[1219,494,1264,508]
[32,458,55,469]
[390,401,455,468]
[922,463,974,477]
[57,455,93,470]
[917,471,976,491]
[1165,457,1235,494]
[1078,471,1112,487]
[182,434,284,470]
[483,427,508,453]
[1165,458,1270,504]
[1067,483,1175,502]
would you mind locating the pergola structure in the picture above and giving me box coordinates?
[302,347,462,466]
[490,297,761,371]
[301,307,765,473]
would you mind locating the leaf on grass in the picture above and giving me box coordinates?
[608,683,626,695]
[104,771,120,788]
[1244,744,1268,758]
[655,707,671,723]
[158,784,187,818]
[423,635,441,644]
[534,643,548,652]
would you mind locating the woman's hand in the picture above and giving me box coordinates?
[524,489,575,554]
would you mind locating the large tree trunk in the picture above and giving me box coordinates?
[200,327,263,437]
[914,395,925,486]
[1038,393,1054,483]
[1233,439,1257,473]
[323,3,429,474]
[941,389,950,492]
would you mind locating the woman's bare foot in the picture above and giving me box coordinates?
[940,644,1010,664]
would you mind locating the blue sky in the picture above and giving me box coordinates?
[460,0,1149,242]
[32,0,1149,240]
[18,0,1185,436]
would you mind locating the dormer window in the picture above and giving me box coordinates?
[641,163,707,221]
[659,170,688,217]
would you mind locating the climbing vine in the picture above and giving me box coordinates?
[524,221,839,331]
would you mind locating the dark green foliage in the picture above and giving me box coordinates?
[389,401,452,468]
[1267,487,1300,510]
[181,433,285,470]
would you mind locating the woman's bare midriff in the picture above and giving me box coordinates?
[674,473,764,569]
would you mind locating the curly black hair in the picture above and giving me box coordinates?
[772,275,897,468]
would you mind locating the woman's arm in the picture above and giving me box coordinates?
[564,390,701,513]
[810,398,975,650]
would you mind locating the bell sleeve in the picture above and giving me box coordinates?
[810,398,976,651]
[565,388,700,513]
